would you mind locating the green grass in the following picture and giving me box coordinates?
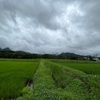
[52,60,100,75]
[17,60,81,100]
[17,60,100,100]
[0,59,100,100]
[45,61,100,100]
[44,61,89,99]
[0,60,39,100]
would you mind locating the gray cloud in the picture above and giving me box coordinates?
[0,0,100,55]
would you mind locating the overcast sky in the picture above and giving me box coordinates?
[0,0,100,55]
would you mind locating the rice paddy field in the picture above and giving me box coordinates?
[0,59,100,100]
[52,60,100,75]
[0,59,39,99]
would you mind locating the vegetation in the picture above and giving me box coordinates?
[52,60,100,75]
[1,47,100,60]
[0,60,39,99]
[0,59,100,100]
[17,60,100,100]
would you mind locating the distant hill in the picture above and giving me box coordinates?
[0,47,99,60]
[3,47,12,51]
[0,48,2,51]
[58,52,83,60]
[0,47,41,59]
[0,47,12,52]
[59,52,79,56]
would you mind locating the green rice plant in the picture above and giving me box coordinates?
[53,59,100,75]
[0,60,39,99]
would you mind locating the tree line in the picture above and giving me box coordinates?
[0,47,99,60]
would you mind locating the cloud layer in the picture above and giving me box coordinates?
[0,0,100,55]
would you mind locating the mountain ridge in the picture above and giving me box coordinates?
[0,47,100,59]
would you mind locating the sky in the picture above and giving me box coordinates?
[0,0,100,55]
